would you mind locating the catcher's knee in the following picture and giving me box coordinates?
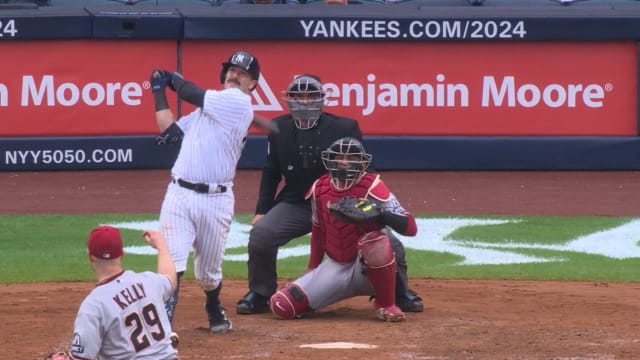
[270,283,309,320]
[357,230,395,268]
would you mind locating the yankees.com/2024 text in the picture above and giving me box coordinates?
[299,19,527,40]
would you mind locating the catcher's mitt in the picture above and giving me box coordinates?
[45,351,70,360]
[329,197,383,224]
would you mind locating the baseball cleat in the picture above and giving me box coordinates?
[209,309,233,334]
[373,301,406,322]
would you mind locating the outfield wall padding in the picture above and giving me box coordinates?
[3,136,640,171]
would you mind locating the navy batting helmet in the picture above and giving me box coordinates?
[220,51,260,86]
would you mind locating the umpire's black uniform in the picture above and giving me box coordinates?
[238,112,422,314]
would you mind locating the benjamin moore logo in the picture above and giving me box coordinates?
[110,217,640,266]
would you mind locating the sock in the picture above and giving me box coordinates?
[204,282,223,321]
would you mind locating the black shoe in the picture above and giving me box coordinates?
[236,291,270,315]
[208,307,232,334]
[396,289,424,313]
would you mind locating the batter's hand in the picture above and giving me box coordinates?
[150,69,171,93]
[167,71,184,91]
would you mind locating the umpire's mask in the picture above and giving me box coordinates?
[282,74,325,130]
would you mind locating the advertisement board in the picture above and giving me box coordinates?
[1,40,637,137]
[183,40,637,136]
[0,40,176,137]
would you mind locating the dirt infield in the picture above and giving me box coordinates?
[2,170,640,359]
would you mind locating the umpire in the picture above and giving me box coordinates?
[236,74,423,314]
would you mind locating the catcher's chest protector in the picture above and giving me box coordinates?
[315,173,381,263]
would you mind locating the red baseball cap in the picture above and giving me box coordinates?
[88,225,123,260]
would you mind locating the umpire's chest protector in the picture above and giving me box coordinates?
[314,173,383,263]
[273,114,362,188]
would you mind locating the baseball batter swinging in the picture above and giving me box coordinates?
[150,50,263,334]
[270,137,418,322]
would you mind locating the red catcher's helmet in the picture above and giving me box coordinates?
[220,51,260,89]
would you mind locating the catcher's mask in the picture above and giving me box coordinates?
[321,137,371,191]
[220,50,260,90]
[282,74,325,130]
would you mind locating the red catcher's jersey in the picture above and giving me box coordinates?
[311,173,389,263]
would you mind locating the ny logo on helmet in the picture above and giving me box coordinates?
[232,53,246,64]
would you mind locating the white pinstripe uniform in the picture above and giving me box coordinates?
[159,87,253,292]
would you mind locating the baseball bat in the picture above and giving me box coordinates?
[252,114,279,134]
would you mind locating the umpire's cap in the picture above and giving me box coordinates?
[220,51,260,85]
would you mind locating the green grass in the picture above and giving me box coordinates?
[1,214,639,283]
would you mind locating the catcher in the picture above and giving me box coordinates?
[270,137,418,322]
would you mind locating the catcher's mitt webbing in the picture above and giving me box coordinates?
[329,196,383,224]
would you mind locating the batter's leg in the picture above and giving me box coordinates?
[205,282,232,334]
[159,187,197,321]
[192,191,234,292]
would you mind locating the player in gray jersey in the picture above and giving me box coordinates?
[68,226,178,360]
[150,50,263,335]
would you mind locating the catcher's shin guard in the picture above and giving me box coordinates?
[358,231,397,308]
[270,283,309,320]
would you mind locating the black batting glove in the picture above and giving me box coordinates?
[167,71,184,92]
[150,69,171,93]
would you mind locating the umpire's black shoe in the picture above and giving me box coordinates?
[396,289,424,313]
[236,291,270,315]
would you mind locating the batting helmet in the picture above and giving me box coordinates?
[282,74,326,130]
[321,137,372,191]
[220,51,260,87]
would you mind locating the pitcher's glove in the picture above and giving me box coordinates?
[45,351,70,360]
[329,197,383,224]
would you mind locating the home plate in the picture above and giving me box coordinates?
[300,342,378,349]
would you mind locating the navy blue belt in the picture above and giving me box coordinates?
[172,178,227,194]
